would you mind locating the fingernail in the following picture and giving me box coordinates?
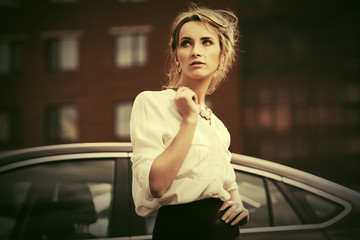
[225,219,230,223]
[221,217,226,221]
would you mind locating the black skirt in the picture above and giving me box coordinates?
[152,198,240,240]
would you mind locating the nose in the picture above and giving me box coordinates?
[192,43,202,57]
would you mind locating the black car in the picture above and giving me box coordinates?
[0,142,359,240]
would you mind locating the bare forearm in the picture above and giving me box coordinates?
[228,189,244,207]
[149,117,197,197]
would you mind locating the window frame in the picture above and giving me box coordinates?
[109,25,151,69]
[45,104,79,143]
[0,107,21,147]
[114,101,133,141]
[0,37,24,74]
[42,30,82,72]
[232,163,352,233]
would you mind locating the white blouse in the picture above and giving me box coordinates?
[130,89,238,217]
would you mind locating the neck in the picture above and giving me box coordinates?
[178,76,210,106]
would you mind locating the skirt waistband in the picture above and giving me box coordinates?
[159,198,223,215]
[153,198,240,240]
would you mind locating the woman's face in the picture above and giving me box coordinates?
[177,21,221,82]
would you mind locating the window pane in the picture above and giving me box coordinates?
[115,34,132,68]
[46,37,78,71]
[259,105,273,128]
[235,171,269,227]
[59,106,78,141]
[286,183,344,222]
[0,109,20,145]
[46,39,59,71]
[0,111,10,141]
[46,105,78,142]
[115,101,132,139]
[12,42,22,72]
[0,42,10,73]
[59,37,78,71]
[0,159,115,239]
[275,103,291,131]
[268,180,301,226]
[114,32,148,68]
[136,33,147,66]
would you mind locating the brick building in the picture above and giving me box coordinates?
[238,0,360,190]
[0,0,359,190]
[0,0,241,150]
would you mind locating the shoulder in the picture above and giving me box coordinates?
[132,89,177,117]
[134,89,174,105]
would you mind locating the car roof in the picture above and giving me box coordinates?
[0,142,132,166]
[231,153,360,206]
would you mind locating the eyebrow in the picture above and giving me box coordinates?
[180,36,215,41]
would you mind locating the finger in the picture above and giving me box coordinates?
[177,87,193,98]
[230,211,249,226]
[224,207,240,224]
[177,86,190,93]
[182,90,198,106]
[220,201,232,211]
[192,91,198,103]
[221,205,236,222]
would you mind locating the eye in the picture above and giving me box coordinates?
[203,39,214,45]
[180,40,191,47]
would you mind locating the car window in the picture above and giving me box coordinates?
[285,183,344,223]
[235,171,270,228]
[268,180,301,226]
[0,159,114,240]
[236,171,302,228]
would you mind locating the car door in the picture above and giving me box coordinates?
[0,153,131,240]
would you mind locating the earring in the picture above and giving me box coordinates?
[176,62,182,74]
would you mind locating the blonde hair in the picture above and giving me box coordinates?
[163,3,239,94]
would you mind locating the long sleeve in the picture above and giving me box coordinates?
[130,91,167,216]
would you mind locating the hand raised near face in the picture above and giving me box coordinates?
[174,87,200,122]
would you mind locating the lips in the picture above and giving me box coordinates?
[190,61,205,66]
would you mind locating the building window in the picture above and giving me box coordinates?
[46,105,78,143]
[0,40,23,74]
[110,25,151,69]
[114,101,132,140]
[114,32,147,68]
[0,108,20,146]
[45,37,79,72]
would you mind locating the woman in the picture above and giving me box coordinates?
[130,4,249,240]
